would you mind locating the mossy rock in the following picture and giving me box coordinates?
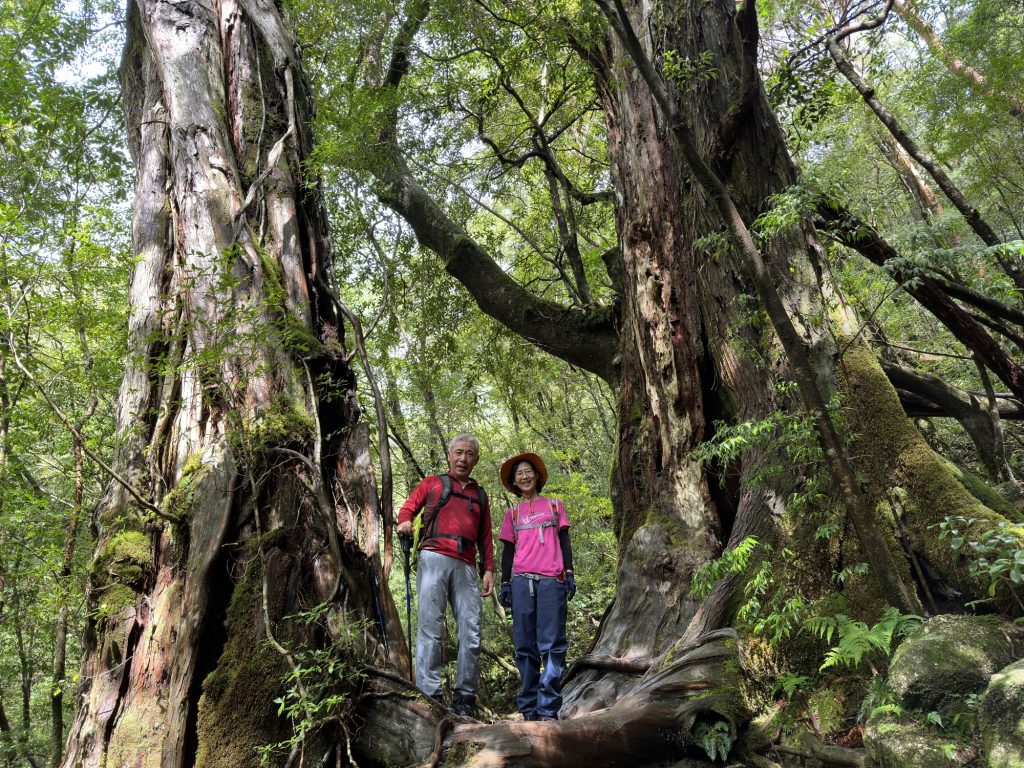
[889,615,1024,714]
[864,715,970,767]
[980,658,1024,767]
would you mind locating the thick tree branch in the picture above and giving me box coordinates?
[884,359,1021,480]
[969,311,1024,356]
[372,147,617,380]
[385,0,430,90]
[884,360,1024,418]
[565,176,614,206]
[935,277,1024,328]
[816,201,1024,402]
[370,5,617,378]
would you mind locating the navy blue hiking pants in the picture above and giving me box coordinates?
[511,573,568,719]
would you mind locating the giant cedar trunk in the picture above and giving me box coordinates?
[561,0,824,715]
[61,0,406,765]
[564,0,1020,717]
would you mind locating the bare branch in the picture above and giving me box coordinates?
[825,35,1015,281]
[3,329,171,522]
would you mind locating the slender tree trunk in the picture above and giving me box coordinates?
[48,435,83,768]
[414,328,449,466]
[60,0,405,764]
[876,135,943,221]
[892,0,1024,121]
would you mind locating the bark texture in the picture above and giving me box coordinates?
[61,0,405,765]
[564,0,854,712]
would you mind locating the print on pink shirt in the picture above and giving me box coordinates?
[499,497,570,578]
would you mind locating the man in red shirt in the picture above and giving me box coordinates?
[397,433,495,716]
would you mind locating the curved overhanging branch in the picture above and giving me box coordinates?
[372,145,618,382]
[370,0,617,383]
[883,359,1020,481]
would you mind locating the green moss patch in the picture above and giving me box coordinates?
[92,529,153,620]
[980,658,1024,767]
[196,565,291,768]
[229,392,316,463]
[889,615,1024,714]
[945,461,1023,523]
[837,343,1021,605]
[864,714,969,768]
[444,740,485,767]
[162,454,208,520]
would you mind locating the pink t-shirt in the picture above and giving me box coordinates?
[499,497,570,577]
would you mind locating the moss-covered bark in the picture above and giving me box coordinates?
[838,343,1024,610]
[61,0,406,763]
[195,561,290,768]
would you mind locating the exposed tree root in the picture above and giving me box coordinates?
[561,654,653,685]
[355,630,740,768]
[419,717,454,768]
[773,733,867,767]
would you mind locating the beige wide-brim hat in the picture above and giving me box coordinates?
[500,452,549,495]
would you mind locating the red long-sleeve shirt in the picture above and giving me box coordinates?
[398,474,494,572]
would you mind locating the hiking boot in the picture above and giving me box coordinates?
[451,694,475,717]
[429,693,445,709]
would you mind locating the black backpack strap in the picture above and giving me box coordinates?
[422,478,488,565]
[421,474,452,545]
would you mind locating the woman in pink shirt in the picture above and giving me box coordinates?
[497,451,576,721]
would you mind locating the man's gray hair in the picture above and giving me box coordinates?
[448,433,480,454]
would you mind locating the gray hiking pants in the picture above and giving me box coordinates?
[416,550,482,699]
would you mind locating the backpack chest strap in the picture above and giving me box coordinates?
[513,498,560,544]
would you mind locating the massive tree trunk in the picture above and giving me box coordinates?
[562,0,859,713]
[61,0,406,765]
[565,0,1022,715]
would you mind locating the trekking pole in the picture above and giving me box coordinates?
[399,533,414,680]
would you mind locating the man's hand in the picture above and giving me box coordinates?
[397,520,412,535]
[481,570,494,597]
